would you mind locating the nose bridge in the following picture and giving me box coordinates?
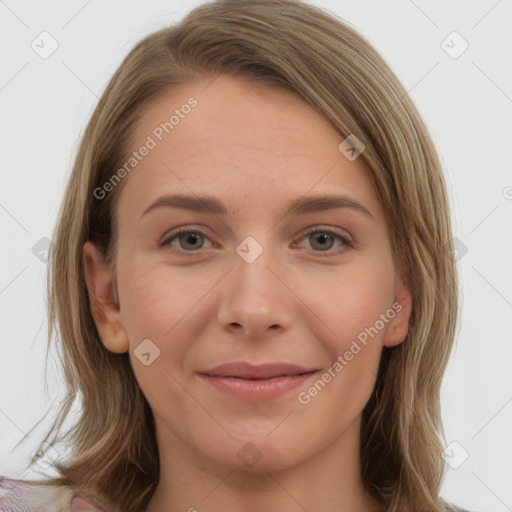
[217,235,293,338]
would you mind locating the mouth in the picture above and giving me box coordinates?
[197,362,320,401]
[199,371,317,380]
[198,361,319,380]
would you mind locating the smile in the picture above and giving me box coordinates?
[197,371,318,401]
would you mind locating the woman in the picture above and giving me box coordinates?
[0,0,470,511]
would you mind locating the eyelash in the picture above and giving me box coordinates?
[159,225,354,258]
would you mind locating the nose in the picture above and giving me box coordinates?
[217,240,295,339]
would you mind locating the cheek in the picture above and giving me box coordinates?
[118,268,174,338]
[117,260,211,405]
[292,262,395,423]
[118,256,204,333]
[116,257,219,375]
[302,257,396,352]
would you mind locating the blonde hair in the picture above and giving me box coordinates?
[18,1,462,511]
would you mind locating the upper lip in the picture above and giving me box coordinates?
[198,362,318,380]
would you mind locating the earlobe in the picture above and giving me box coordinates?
[82,241,129,354]
[383,276,413,348]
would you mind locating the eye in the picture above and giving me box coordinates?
[159,227,214,255]
[294,226,353,256]
[160,225,354,257]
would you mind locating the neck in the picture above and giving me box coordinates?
[142,413,383,512]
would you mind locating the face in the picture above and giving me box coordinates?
[83,74,411,472]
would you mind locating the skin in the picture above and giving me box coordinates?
[83,74,412,512]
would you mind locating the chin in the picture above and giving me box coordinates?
[200,434,311,473]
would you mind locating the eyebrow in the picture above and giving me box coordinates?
[140,193,375,220]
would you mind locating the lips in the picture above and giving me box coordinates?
[198,361,317,380]
[197,362,320,401]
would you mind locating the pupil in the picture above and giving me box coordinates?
[314,233,332,250]
[183,233,201,249]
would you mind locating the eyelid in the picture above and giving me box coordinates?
[293,225,354,256]
[159,225,216,251]
[159,224,354,256]
[298,225,353,245]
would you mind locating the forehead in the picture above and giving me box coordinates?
[117,74,381,223]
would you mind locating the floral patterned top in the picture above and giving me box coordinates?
[0,476,106,512]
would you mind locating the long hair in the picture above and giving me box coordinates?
[17,1,461,511]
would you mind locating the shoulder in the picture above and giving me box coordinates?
[0,475,107,512]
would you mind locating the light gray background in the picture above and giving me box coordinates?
[1,1,511,511]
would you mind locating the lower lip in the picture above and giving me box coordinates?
[198,372,317,401]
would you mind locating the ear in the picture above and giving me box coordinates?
[82,241,129,353]
[383,275,413,348]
